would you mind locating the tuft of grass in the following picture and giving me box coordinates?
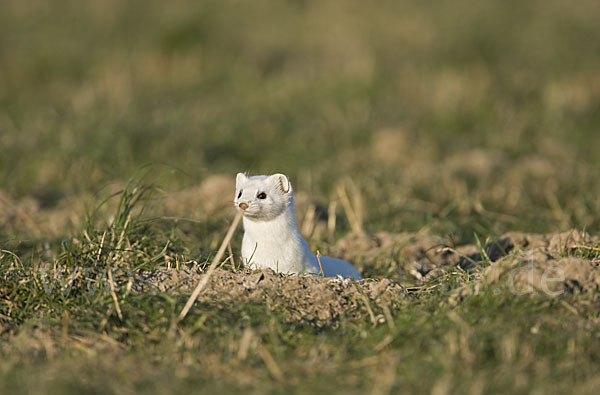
[568,243,600,262]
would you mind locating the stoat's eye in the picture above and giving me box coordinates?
[257,192,267,199]
[237,190,242,199]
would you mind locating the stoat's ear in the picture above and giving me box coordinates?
[236,172,247,187]
[271,173,291,194]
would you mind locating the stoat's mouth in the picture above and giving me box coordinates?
[241,211,262,220]
[240,209,281,221]
[237,207,260,218]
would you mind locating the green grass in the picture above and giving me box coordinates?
[2,0,600,393]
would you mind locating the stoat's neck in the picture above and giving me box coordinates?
[241,199,318,273]
[242,203,301,243]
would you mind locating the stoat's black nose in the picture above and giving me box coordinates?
[238,202,249,210]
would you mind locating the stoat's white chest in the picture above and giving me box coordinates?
[241,213,318,274]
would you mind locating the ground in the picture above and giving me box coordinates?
[2,0,600,394]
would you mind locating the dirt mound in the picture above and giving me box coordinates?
[471,231,600,295]
[135,268,405,327]
[135,230,599,323]
[329,231,478,280]
[484,252,600,294]
[329,229,598,280]
[329,229,600,302]
[444,231,600,304]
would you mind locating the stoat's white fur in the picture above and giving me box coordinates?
[234,173,362,280]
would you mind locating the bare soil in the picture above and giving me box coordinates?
[136,229,599,327]
[136,268,405,327]
[331,229,600,298]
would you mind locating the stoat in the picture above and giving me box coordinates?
[234,173,362,280]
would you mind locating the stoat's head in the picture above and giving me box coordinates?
[234,173,293,220]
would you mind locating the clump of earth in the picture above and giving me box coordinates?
[136,229,599,326]
[136,268,405,327]
[330,229,600,301]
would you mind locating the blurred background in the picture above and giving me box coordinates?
[1,0,600,244]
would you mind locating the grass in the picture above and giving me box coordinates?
[2,0,600,393]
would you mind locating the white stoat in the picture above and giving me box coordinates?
[234,172,362,280]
